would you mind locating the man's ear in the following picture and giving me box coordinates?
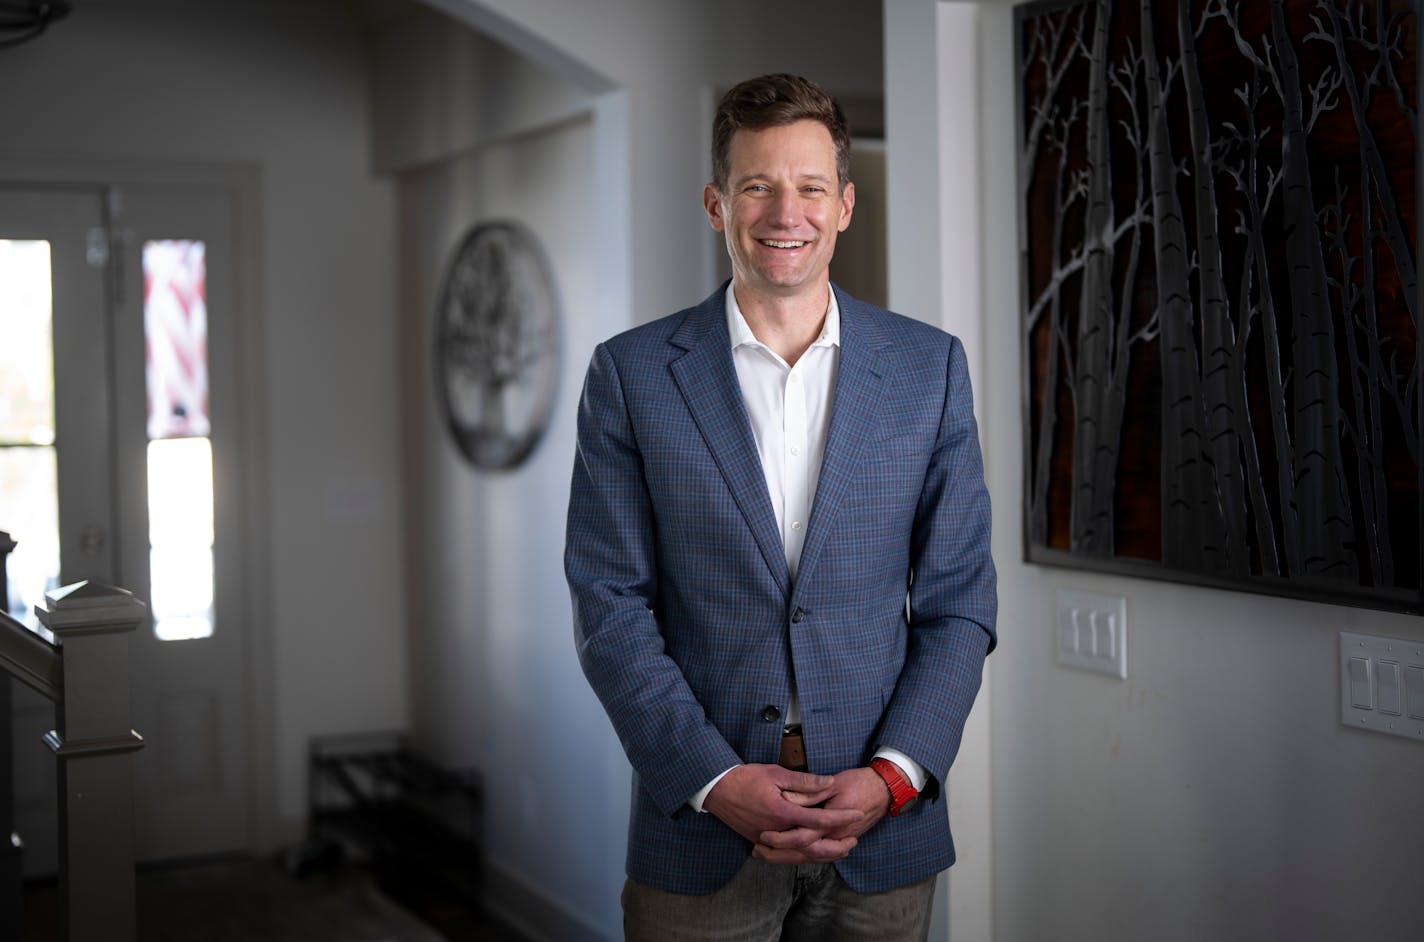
[703,184,726,233]
[837,181,856,233]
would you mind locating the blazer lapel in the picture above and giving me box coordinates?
[795,288,889,590]
[669,291,791,598]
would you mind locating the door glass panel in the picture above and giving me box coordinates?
[0,449,59,626]
[144,240,210,439]
[147,438,214,640]
[0,240,57,442]
[143,240,214,640]
[0,239,60,626]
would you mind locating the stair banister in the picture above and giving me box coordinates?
[0,530,21,935]
[0,559,145,942]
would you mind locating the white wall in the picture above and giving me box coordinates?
[368,0,593,173]
[399,111,621,937]
[0,0,407,846]
[887,2,1424,939]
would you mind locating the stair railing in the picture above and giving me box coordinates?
[1,530,19,933]
[0,530,145,942]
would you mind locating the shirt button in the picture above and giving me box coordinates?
[791,521,803,531]
[789,445,801,456]
[761,705,781,723]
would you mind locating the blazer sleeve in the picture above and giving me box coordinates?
[564,343,743,816]
[875,337,997,800]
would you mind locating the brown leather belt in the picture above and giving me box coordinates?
[778,725,807,772]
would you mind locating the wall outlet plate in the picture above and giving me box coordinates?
[1339,631,1424,743]
[1055,588,1127,679]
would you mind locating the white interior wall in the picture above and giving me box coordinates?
[888,2,1424,940]
[0,0,406,847]
[368,0,593,173]
[702,0,886,102]
[885,5,992,938]
[434,0,711,328]
[398,111,620,938]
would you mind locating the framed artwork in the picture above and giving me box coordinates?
[1016,0,1422,613]
[433,221,561,470]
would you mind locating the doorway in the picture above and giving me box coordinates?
[1,180,254,873]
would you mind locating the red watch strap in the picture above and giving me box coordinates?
[870,757,918,816]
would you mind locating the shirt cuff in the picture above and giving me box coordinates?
[873,746,927,792]
[689,765,739,813]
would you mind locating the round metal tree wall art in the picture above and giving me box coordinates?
[434,221,561,470]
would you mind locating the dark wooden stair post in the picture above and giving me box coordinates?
[3,576,147,942]
[35,581,146,942]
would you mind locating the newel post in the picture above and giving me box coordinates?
[36,581,146,942]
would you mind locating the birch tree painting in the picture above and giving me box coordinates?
[1017,0,1422,613]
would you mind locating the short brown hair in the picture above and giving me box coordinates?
[710,73,851,193]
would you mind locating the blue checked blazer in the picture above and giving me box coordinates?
[565,283,997,896]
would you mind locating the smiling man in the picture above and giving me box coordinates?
[566,73,997,941]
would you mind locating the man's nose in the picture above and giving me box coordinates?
[768,189,801,227]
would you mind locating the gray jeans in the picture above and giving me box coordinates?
[622,857,935,942]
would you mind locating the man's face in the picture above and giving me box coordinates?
[704,120,855,304]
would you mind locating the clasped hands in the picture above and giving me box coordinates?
[702,763,891,865]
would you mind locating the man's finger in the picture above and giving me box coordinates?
[779,803,862,832]
[752,835,857,865]
[778,788,827,807]
[777,770,835,793]
[757,826,822,850]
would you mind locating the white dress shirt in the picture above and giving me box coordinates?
[689,286,926,812]
[727,285,840,585]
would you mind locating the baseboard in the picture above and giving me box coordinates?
[482,862,605,942]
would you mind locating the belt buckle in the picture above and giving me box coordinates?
[778,725,807,771]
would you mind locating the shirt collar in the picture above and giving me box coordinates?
[725,284,841,352]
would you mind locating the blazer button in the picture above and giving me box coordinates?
[791,608,804,624]
[761,705,781,723]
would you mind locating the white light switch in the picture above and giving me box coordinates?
[1058,608,1076,655]
[1378,661,1402,715]
[1349,656,1372,709]
[1055,588,1127,679]
[1406,667,1424,721]
[1094,612,1116,659]
[1076,609,1093,656]
[1339,632,1424,743]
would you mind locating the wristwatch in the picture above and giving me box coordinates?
[870,757,919,816]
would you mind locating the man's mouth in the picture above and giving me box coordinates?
[759,239,807,249]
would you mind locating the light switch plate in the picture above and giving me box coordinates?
[1055,588,1127,679]
[1339,631,1424,743]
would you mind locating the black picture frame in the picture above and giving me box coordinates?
[1015,0,1423,614]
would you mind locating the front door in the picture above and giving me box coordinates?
[1,183,251,872]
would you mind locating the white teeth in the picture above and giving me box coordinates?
[761,239,806,248]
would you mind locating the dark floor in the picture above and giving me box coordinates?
[20,855,534,942]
